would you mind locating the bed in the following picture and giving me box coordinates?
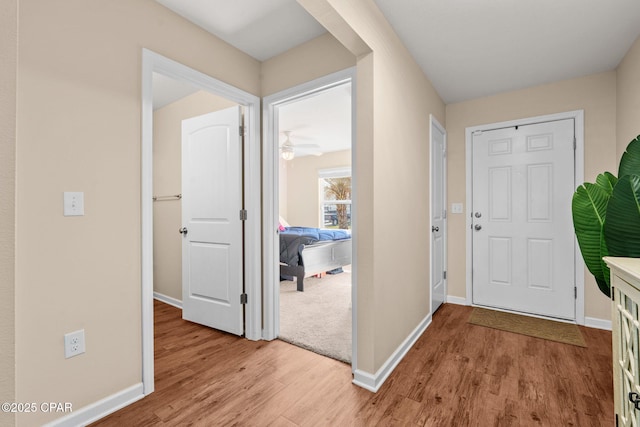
[279,226,352,291]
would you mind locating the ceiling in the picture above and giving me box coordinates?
[155,0,640,104]
[155,0,326,61]
[152,73,199,110]
[375,0,640,103]
[278,83,352,157]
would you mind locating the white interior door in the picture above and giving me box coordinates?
[181,106,244,335]
[431,116,447,313]
[472,119,575,320]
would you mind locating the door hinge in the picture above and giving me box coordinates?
[443,271,447,280]
[575,286,577,299]
[443,209,447,219]
[240,293,248,304]
[239,125,245,136]
[573,136,576,150]
[240,209,247,221]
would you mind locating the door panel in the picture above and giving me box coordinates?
[472,119,575,320]
[489,167,511,221]
[489,237,511,285]
[182,106,244,335]
[189,242,230,301]
[528,239,552,289]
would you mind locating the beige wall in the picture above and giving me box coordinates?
[261,32,356,97]
[283,150,351,227]
[300,0,446,373]
[0,1,17,426]
[153,91,237,302]
[446,71,617,322]
[14,1,260,425]
[279,159,289,219]
[617,35,640,159]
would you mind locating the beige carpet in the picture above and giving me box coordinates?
[279,269,352,364]
[469,307,586,347]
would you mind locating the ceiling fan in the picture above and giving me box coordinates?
[279,131,322,160]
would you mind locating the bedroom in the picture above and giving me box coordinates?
[276,80,354,364]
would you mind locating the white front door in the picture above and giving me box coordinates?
[472,119,575,320]
[431,116,447,313]
[181,106,244,335]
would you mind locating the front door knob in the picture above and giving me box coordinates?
[432,226,439,232]
[474,224,482,231]
[179,227,188,235]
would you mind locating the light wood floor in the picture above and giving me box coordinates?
[91,300,613,426]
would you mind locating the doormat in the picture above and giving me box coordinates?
[469,307,586,347]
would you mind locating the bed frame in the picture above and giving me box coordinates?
[280,239,352,291]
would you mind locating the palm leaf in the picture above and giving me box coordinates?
[572,182,611,293]
[603,175,640,261]
[598,230,611,297]
[595,172,617,195]
[618,135,640,178]
[573,135,640,298]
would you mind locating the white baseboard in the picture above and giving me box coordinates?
[585,316,612,331]
[446,295,468,305]
[353,313,432,393]
[153,292,182,309]
[43,383,144,427]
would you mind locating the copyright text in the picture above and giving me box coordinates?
[1,402,73,413]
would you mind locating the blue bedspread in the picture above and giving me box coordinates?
[281,226,350,241]
[279,227,351,266]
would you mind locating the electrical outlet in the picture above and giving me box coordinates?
[64,329,86,359]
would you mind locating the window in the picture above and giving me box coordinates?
[319,168,352,230]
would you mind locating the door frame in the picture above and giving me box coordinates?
[261,67,357,370]
[465,110,585,325]
[141,49,262,395]
[429,115,447,313]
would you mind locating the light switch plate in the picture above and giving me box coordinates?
[451,203,464,214]
[63,192,84,216]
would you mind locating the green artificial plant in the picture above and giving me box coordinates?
[572,135,640,297]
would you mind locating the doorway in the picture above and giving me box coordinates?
[465,110,585,323]
[262,68,357,368]
[277,83,353,363]
[141,49,262,395]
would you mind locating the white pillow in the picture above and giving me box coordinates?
[278,215,291,228]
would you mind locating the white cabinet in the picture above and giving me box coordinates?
[605,257,640,427]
